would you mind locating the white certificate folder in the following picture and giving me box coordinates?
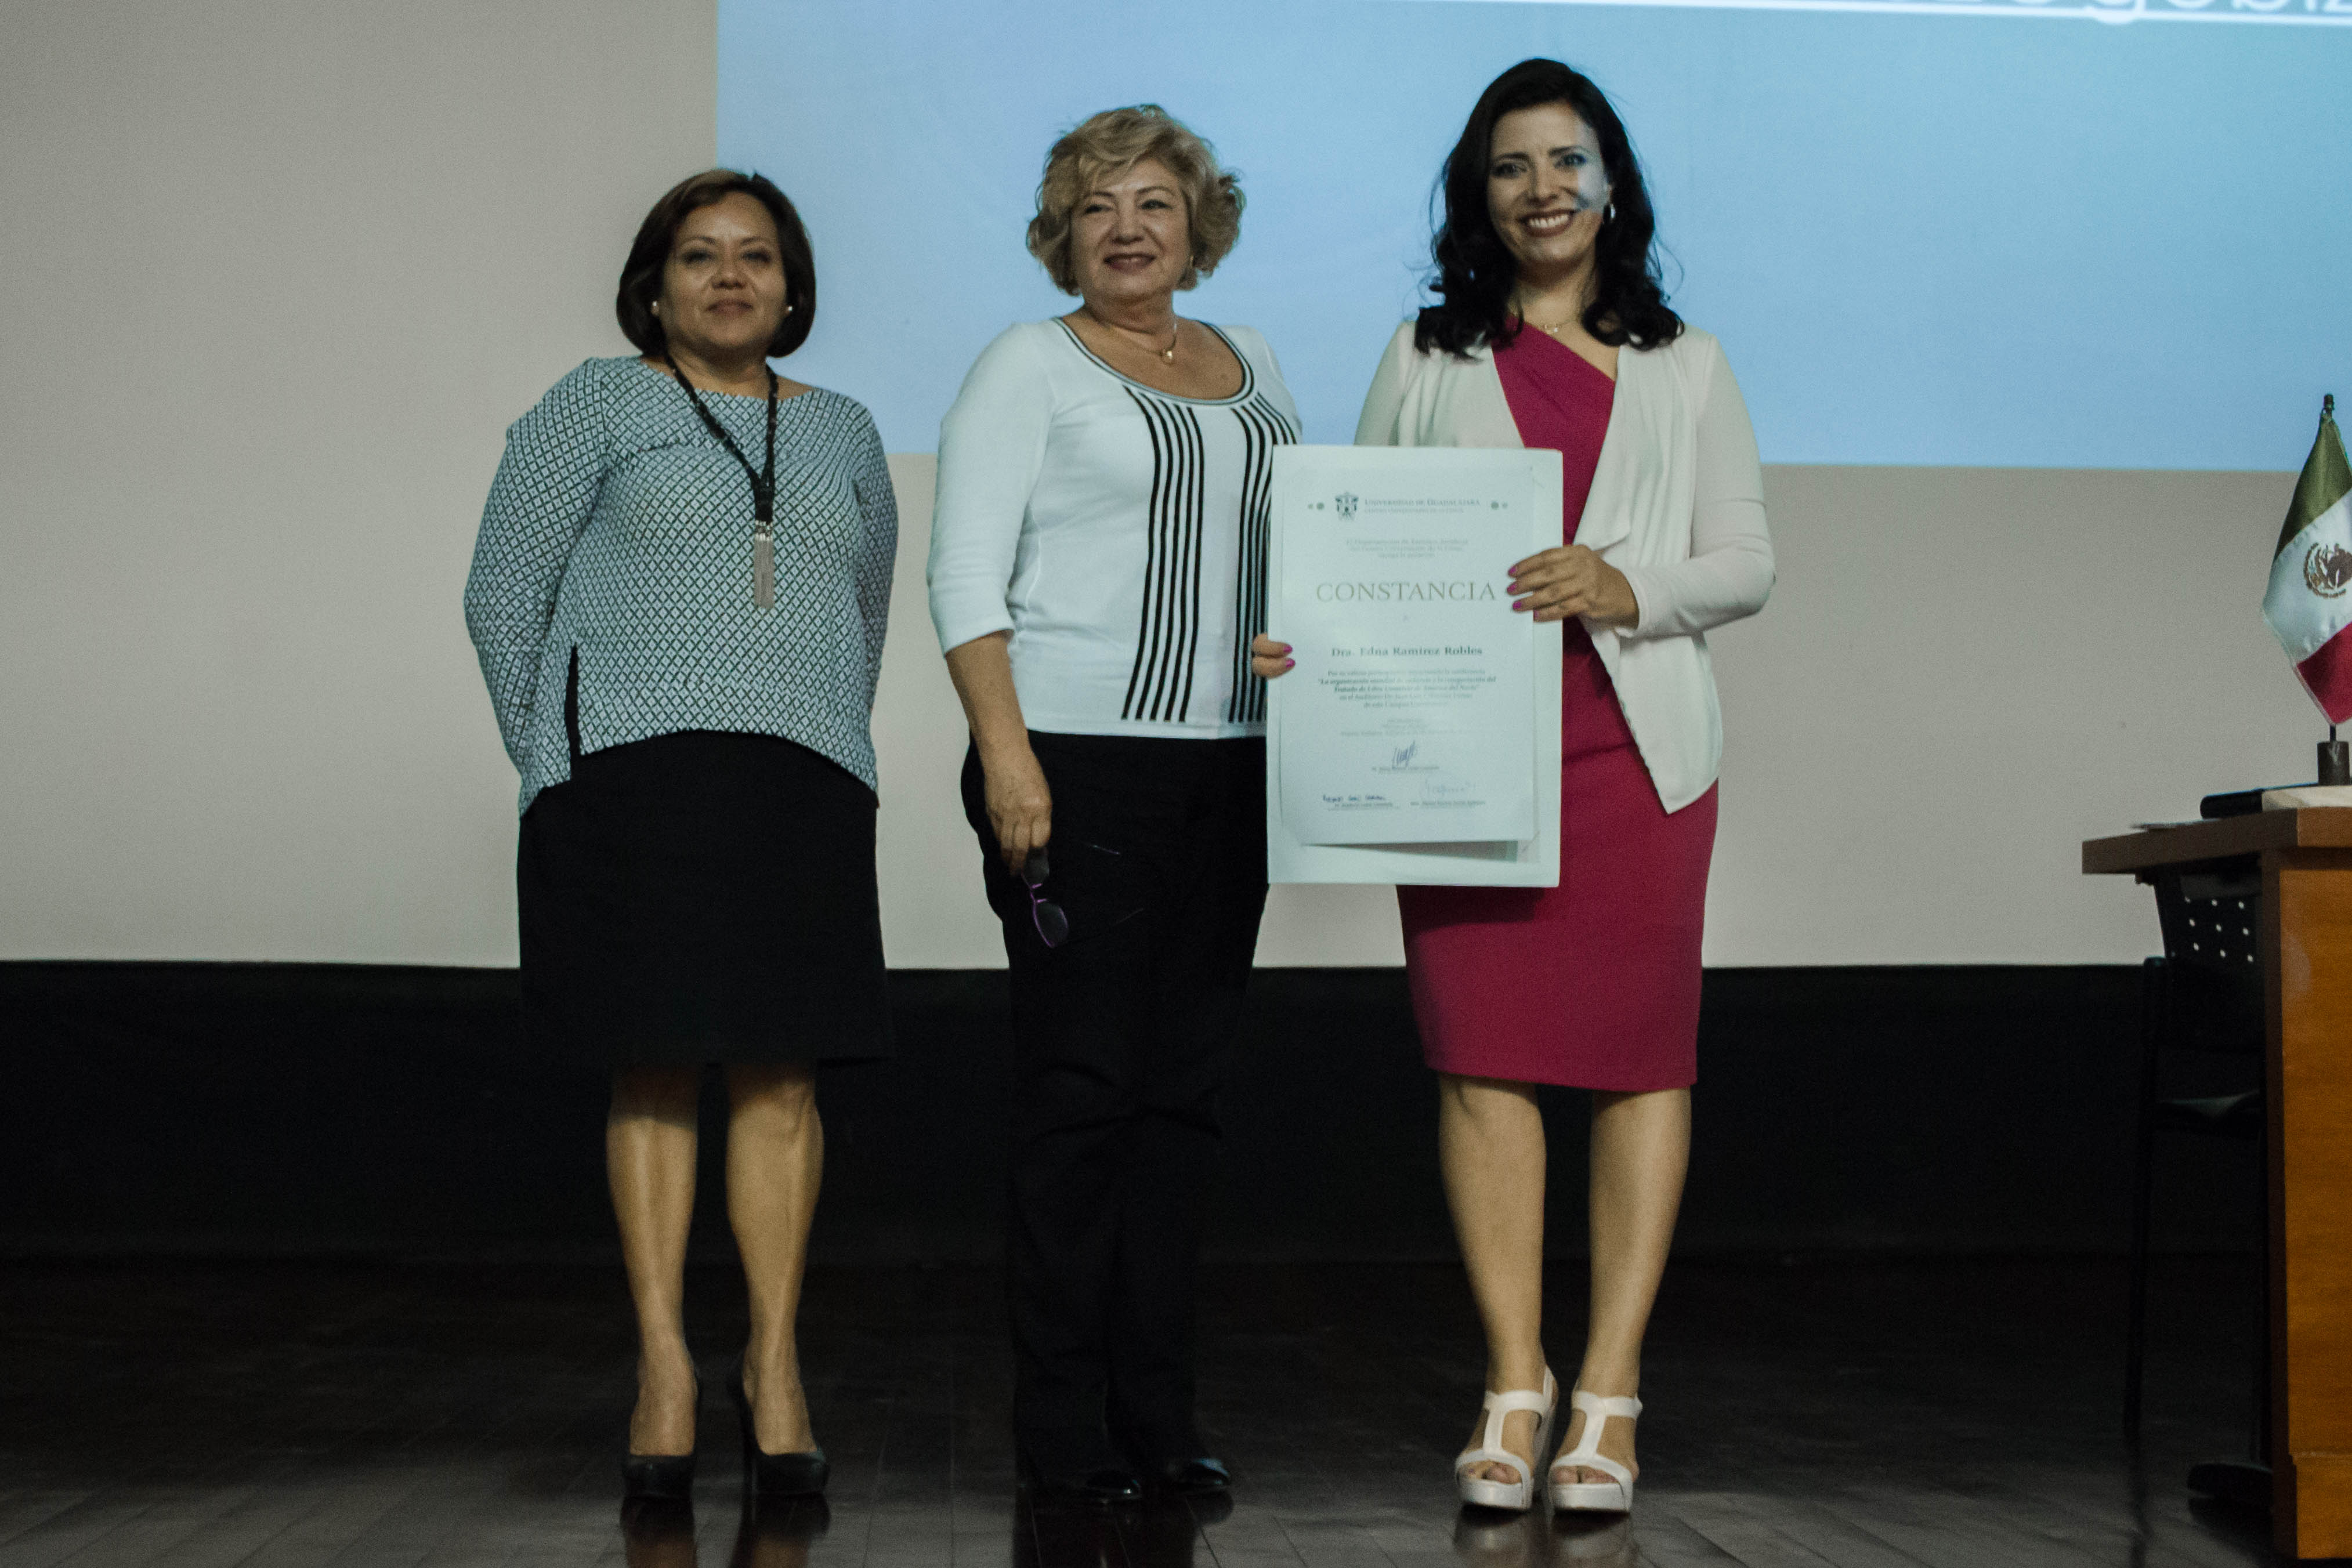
[1266,445,1563,887]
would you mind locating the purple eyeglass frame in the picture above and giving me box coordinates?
[1020,850,1069,949]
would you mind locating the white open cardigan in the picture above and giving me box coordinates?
[1354,322,1774,812]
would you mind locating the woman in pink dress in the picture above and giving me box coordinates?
[1258,59,1772,1515]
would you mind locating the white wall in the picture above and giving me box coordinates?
[1706,464,2313,965]
[0,3,2320,968]
[1,0,715,964]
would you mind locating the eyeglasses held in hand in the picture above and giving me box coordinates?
[1021,850,1069,949]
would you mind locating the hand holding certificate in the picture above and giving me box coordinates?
[1265,446,1564,886]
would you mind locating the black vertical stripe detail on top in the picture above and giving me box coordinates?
[1162,399,1207,722]
[1225,394,1296,724]
[1118,391,1171,721]
[1120,390,1208,723]
[1128,392,1181,720]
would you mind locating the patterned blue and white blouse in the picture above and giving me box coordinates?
[465,356,898,813]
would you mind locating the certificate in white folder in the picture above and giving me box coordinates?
[1265,446,1563,887]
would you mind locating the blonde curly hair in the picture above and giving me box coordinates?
[1026,106,1243,295]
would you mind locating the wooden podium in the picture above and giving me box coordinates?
[2085,808,2352,1559]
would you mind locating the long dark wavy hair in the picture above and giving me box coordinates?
[1416,59,1681,358]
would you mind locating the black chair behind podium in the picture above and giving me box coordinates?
[2125,864,2268,1504]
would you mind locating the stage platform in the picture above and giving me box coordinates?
[0,1254,2284,1567]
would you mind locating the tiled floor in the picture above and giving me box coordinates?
[0,1253,2292,1565]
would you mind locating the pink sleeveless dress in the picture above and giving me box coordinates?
[1396,328,1718,1091]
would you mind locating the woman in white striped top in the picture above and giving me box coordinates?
[927,104,1298,1504]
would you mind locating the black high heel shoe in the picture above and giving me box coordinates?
[730,1355,829,1498]
[622,1370,701,1501]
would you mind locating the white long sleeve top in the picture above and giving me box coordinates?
[1355,323,1772,810]
[928,319,1301,736]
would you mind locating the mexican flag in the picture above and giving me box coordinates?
[2263,396,2352,725]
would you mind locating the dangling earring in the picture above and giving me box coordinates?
[1605,202,1616,223]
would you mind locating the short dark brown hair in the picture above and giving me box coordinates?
[616,169,815,358]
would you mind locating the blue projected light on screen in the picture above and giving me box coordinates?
[718,0,2349,468]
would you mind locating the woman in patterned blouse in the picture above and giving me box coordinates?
[464,170,896,1505]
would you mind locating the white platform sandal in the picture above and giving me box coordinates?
[1548,1390,1641,1513]
[1454,1369,1557,1511]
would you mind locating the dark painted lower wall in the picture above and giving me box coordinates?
[0,964,2260,1262]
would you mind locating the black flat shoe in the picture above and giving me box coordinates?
[729,1355,829,1498]
[1144,1454,1231,1495]
[1110,1410,1228,1496]
[623,1371,700,1500]
[1020,1460,1144,1505]
[1019,1422,1144,1504]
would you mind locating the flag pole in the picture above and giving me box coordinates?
[2315,395,2351,785]
[2324,396,2349,785]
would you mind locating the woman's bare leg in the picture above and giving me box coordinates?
[609,1064,703,1456]
[1438,1073,1551,1486]
[1554,1085,1689,1487]
[725,1063,823,1454]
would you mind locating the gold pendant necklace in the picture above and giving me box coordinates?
[1096,309,1179,363]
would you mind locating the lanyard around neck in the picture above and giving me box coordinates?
[663,353,781,608]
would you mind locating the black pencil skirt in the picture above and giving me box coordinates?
[517,729,892,1066]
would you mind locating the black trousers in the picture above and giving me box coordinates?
[961,732,1268,1465]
